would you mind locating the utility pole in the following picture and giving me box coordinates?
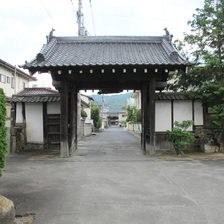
[101,94,104,129]
[77,0,88,36]
[76,0,88,140]
[14,66,16,94]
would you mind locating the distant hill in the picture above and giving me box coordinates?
[88,92,133,113]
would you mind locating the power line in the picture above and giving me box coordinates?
[70,0,76,14]
[89,0,96,35]
[39,0,64,35]
[86,12,187,22]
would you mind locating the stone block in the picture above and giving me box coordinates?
[0,195,16,224]
[204,144,219,153]
[10,136,17,153]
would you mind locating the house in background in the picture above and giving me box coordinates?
[97,104,110,127]
[0,59,36,148]
[107,112,118,126]
[81,94,94,121]
[131,91,141,110]
[80,94,94,136]
[10,87,93,153]
[118,109,127,126]
[0,59,36,97]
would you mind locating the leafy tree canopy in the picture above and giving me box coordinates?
[91,102,102,129]
[168,0,224,131]
[126,105,141,123]
[81,109,87,119]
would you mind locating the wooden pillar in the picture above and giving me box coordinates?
[141,84,147,154]
[141,88,143,148]
[60,79,69,157]
[147,75,156,156]
[43,102,48,150]
[69,85,78,155]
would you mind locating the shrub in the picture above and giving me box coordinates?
[166,120,195,155]
[0,88,7,178]
[81,109,87,119]
[136,109,141,123]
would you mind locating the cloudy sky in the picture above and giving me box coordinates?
[0,0,205,88]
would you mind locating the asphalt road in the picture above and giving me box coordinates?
[1,126,224,224]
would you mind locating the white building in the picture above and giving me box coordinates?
[0,59,36,148]
[0,59,36,97]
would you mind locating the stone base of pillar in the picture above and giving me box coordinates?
[60,142,69,157]
[0,195,16,224]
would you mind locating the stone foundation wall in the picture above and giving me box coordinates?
[81,119,93,137]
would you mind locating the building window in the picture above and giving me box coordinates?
[23,82,25,89]
[11,74,14,89]
[122,115,126,117]
[7,76,10,84]
[0,74,6,83]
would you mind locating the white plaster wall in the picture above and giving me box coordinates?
[25,103,43,143]
[174,100,193,131]
[16,103,23,123]
[194,101,203,125]
[155,101,172,131]
[47,102,60,114]
[84,108,91,119]
[85,119,93,125]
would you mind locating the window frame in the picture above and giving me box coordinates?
[11,73,15,89]
[0,74,6,83]
[7,76,10,84]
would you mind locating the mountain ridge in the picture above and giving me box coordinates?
[87,92,133,113]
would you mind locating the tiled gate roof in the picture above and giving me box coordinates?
[23,36,189,69]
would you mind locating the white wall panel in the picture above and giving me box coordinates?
[25,103,43,143]
[16,103,23,123]
[194,101,203,125]
[174,100,192,131]
[156,101,172,131]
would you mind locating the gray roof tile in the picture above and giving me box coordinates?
[10,95,60,103]
[11,87,60,103]
[156,93,190,100]
[25,36,189,68]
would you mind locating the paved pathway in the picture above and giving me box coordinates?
[1,126,224,223]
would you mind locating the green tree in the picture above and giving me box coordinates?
[0,88,7,178]
[91,102,102,129]
[168,0,224,134]
[125,106,141,123]
[126,105,137,123]
[81,109,87,119]
[136,109,141,123]
[167,120,195,155]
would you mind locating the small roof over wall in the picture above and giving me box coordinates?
[10,88,94,107]
[11,87,60,103]
[156,92,190,100]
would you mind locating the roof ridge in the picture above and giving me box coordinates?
[55,35,169,44]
